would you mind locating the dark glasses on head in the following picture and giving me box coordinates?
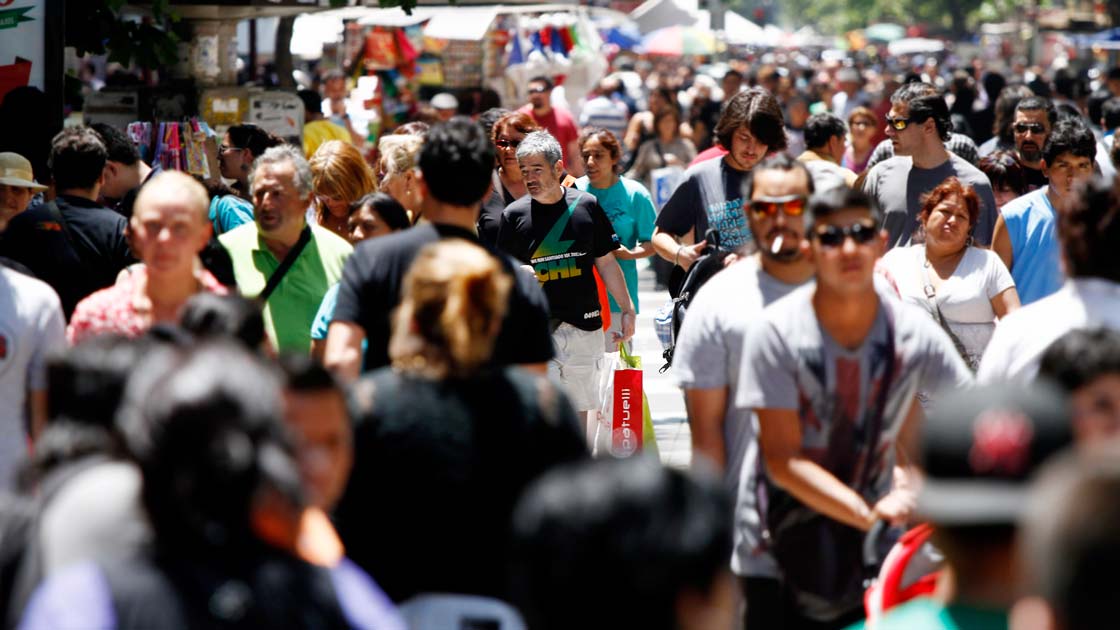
[1013,122,1045,135]
[813,221,879,247]
[749,195,807,217]
[496,138,521,149]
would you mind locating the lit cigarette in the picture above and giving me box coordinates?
[771,235,783,254]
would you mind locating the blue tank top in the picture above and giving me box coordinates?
[1003,187,1063,305]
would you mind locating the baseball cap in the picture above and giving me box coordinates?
[0,152,47,192]
[917,381,1072,526]
[431,93,458,111]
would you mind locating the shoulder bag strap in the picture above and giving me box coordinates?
[919,248,973,369]
[258,225,312,304]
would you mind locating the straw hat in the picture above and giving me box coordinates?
[0,153,47,191]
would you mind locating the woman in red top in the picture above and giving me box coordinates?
[68,171,226,344]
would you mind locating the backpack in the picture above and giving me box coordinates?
[660,228,730,371]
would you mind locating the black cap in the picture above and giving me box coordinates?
[917,381,1072,526]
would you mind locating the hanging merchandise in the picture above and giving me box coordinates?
[395,28,419,65]
[417,55,445,87]
[184,120,210,180]
[364,28,400,70]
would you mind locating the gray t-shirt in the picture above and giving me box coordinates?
[735,285,971,537]
[671,256,809,577]
[863,154,998,249]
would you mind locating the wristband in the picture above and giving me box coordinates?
[675,244,684,266]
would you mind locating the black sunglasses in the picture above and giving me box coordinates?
[813,221,879,247]
[495,138,521,149]
[1013,122,1046,135]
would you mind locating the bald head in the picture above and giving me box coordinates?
[135,171,210,223]
[130,171,213,275]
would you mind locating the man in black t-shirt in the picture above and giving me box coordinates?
[497,130,634,430]
[0,127,133,319]
[324,118,553,381]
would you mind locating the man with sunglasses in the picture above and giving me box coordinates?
[1010,96,1058,191]
[735,187,972,627]
[990,119,1097,306]
[671,154,816,629]
[519,76,582,177]
[863,83,998,250]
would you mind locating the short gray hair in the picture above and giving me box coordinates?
[250,144,313,196]
[515,130,562,166]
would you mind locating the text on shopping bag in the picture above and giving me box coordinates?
[612,367,643,457]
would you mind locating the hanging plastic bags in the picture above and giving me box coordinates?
[595,344,658,458]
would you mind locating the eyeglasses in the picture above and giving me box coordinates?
[813,221,879,247]
[885,116,914,131]
[528,86,549,95]
[496,138,521,149]
[317,193,343,206]
[219,144,242,154]
[749,195,807,218]
[850,120,874,128]
[1013,122,1046,135]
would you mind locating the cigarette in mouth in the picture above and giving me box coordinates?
[771,235,783,254]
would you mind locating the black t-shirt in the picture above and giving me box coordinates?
[655,156,752,250]
[0,194,134,319]
[497,187,619,330]
[1024,165,1048,191]
[333,222,554,371]
[333,367,587,603]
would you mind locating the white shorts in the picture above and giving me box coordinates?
[549,323,605,412]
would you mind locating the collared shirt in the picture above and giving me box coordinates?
[220,222,352,353]
[67,267,228,346]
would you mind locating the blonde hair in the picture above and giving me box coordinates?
[378,134,424,176]
[309,140,376,222]
[390,241,512,379]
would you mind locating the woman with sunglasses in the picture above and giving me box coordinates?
[308,140,376,240]
[878,177,1020,370]
[843,106,878,175]
[575,127,657,351]
[218,124,284,201]
[490,112,541,206]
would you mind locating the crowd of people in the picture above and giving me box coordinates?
[0,52,1119,629]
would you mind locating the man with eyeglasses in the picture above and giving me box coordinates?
[1010,96,1058,191]
[519,76,583,177]
[735,187,971,627]
[990,119,1097,306]
[863,82,998,250]
[671,154,816,628]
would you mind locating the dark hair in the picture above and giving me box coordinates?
[576,127,623,173]
[715,87,787,152]
[418,117,495,206]
[742,153,814,200]
[810,185,880,224]
[89,122,140,166]
[226,124,284,159]
[352,192,411,231]
[179,293,266,351]
[49,127,107,191]
[891,83,951,141]
[993,84,1034,142]
[978,151,1028,198]
[509,457,732,630]
[478,107,511,146]
[1016,96,1059,126]
[1020,451,1120,630]
[919,177,980,231]
[48,334,162,431]
[1039,328,1120,393]
[392,121,430,137]
[120,343,301,555]
[1042,119,1097,166]
[652,107,681,136]
[1113,137,1120,170]
[1101,97,1120,131]
[528,76,554,91]
[1059,176,1120,282]
[278,352,341,394]
[803,112,847,149]
[297,88,322,115]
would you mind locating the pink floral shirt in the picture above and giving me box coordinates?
[66,267,228,345]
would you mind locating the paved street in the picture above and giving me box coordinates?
[630,261,691,469]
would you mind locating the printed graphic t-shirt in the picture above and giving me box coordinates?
[655,156,752,249]
[498,187,620,331]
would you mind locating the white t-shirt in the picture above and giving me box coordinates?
[879,245,1015,370]
[978,278,1120,383]
[671,255,809,578]
[0,267,66,488]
